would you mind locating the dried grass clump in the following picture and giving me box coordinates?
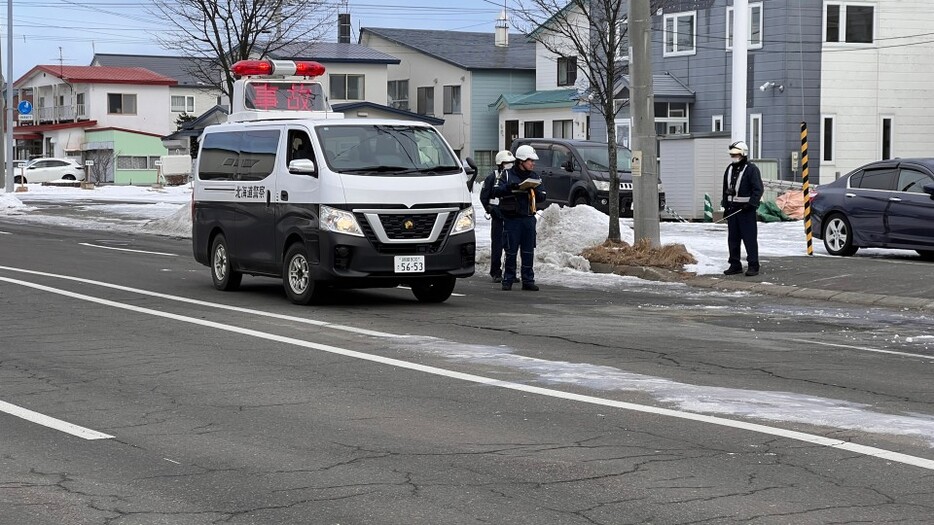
[581,238,697,272]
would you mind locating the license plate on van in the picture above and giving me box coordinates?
[394,255,425,273]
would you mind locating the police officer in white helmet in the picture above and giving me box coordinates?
[721,141,764,276]
[492,144,546,291]
[479,150,515,282]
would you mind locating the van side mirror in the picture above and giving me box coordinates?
[923,183,934,200]
[464,156,479,191]
[288,158,317,177]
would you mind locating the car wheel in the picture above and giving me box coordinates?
[210,234,242,291]
[62,174,76,181]
[916,250,934,261]
[822,214,859,256]
[411,276,456,303]
[283,243,323,305]
[572,193,590,207]
[13,175,24,184]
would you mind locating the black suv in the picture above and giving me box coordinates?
[511,138,665,216]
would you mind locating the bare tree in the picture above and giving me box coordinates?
[512,0,633,243]
[85,149,117,185]
[150,0,336,104]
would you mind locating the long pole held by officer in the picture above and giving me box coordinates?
[720,140,764,277]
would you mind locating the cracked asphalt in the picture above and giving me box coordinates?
[1,220,933,524]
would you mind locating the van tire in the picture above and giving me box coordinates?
[283,243,323,305]
[411,276,456,303]
[211,234,242,291]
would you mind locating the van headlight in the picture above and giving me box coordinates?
[320,205,364,237]
[593,180,611,192]
[451,206,474,235]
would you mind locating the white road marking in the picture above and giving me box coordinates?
[0,400,114,440]
[78,242,177,257]
[1,274,933,471]
[0,231,11,235]
[790,338,934,360]
[0,264,400,338]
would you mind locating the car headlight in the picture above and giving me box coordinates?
[319,205,364,237]
[593,180,611,192]
[451,206,474,235]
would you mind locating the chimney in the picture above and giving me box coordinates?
[495,9,509,47]
[338,13,351,44]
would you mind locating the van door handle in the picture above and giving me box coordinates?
[888,197,901,202]
[281,190,289,201]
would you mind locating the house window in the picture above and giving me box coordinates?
[171,95,195,113]
[825,3,874,44]
[727,3,763,50]
[881,116,893,160]
[552,119,573,138]
[524,121,544,138]
[108,93,137,114]
[821,115,835,163]
[712,115,723,132]
[388,80,409,110]
[749,113,762,159]
[557,56,577,86]
[653,102,689,135]
[663,12,696,56]
[615,119,631,149]
[443,85,462,114]
[329,74,365,100]
[76,93,86,117]
[417,86,434,115]
[116,156,150,169]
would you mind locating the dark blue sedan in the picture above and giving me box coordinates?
[811,158,934,260]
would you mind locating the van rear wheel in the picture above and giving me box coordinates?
[211,234,242,291]
[411,276,456,303]
[283,243,323,305]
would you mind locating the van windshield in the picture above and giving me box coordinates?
[317,124,462,175]
[576,145,632,172]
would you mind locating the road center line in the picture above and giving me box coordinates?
[0,400,114,440]
[78,242,177,257]
[2,274,933,471]
[790,338,933,359]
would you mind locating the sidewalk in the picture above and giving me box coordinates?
[593,255,934,311]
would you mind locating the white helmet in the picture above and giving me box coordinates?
[514,144,539,161]
[728,141,749,156]
[494,150,516,165]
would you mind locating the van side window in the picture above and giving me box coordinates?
[552,146,571,169]
[199,132,241,181]
[288,129,314,164]
[240,130,279,181]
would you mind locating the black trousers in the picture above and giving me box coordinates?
[727,206,759,270]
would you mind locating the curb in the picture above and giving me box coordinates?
[590,263,934,311]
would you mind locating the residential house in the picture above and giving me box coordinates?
[360,25,537,172]
[13,65,178,184]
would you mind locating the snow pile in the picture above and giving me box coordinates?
[0,193,31,213]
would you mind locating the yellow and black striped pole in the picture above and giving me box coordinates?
[801,122,813,255]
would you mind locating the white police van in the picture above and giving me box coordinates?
[192,59,475,304]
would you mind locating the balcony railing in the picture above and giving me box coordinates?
[32,104,87,124]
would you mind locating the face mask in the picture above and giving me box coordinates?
[730,155,742,164]
[502,162,514,170]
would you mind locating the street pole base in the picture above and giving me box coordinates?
[14,185,28,193]
[80,181,95,190]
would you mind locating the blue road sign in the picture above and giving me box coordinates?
[18,100,32,115]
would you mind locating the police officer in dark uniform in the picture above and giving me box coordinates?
[721,140,764,276]
[479,150,515,282]
[493,145,546,291]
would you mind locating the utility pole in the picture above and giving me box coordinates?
[732,0,749,143]
[4,0,12,193]
[629,0,659,246]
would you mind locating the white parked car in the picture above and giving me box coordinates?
[15,158,86,183]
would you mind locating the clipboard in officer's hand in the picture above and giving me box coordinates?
[518,178,541,190]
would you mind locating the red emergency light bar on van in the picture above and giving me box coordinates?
[231,59,326,78]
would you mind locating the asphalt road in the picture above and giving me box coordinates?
[1,220,933,524]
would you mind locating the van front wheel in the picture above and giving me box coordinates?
[211,234,242,291]
[411,277,456,303]
[283,243,322,305]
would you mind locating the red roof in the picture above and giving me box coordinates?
[14,65,178,87]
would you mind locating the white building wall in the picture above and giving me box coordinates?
[497,106,587,150]
[169,86,223,118]
[362,34,472,155]
[821,0,934,177]
[322,62,391,106]
[86,83,175,135]
[534,9,587,91]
